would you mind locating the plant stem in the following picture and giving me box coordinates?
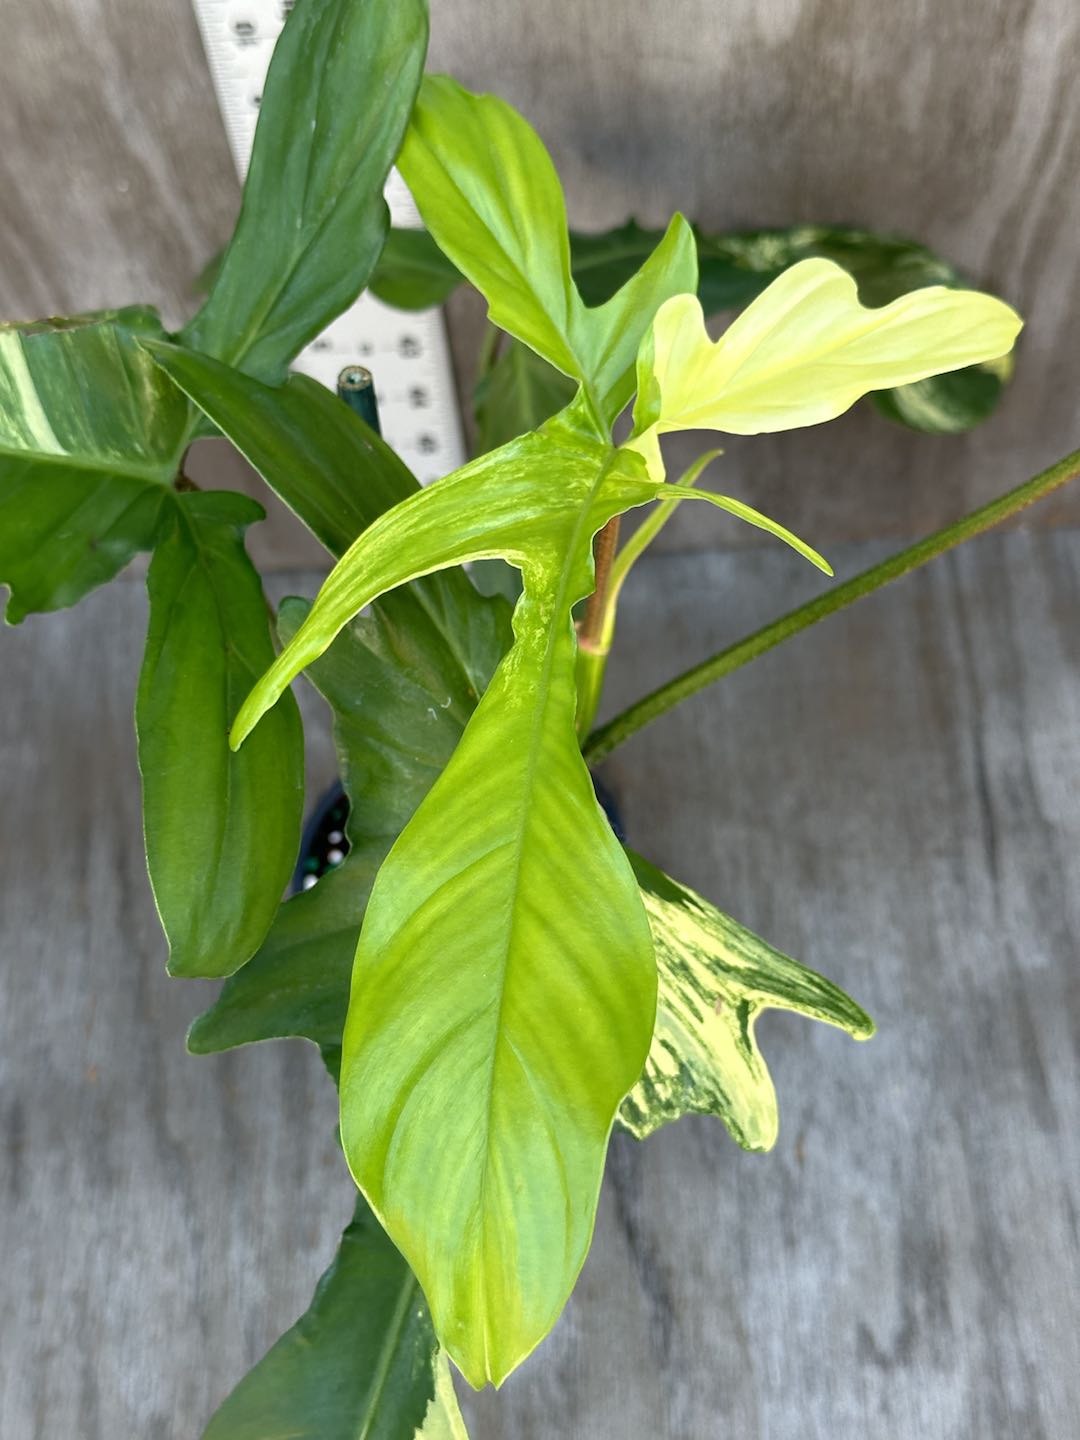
[575,516,621,735]
[584,445,1080,766]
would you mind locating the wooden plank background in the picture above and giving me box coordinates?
[1,1,1079,1437]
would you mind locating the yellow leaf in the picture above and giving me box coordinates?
[632,257,1022,438]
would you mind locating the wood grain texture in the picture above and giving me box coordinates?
[1,0,1078,557]
[2,534,1078,1437]
[2,1,1080,1435]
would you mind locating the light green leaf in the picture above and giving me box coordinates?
[0,308,187,621]
[137,490,304,977]
[399,76,696,423]
[632,258,1022,440]
[474,337,577,453]
[370,228,464,311]
[621,853,875,1150]
[226,401,671,1385]
[182,0,428,381]
[201,1194,461,1440]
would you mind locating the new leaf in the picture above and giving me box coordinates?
[398,75,697,424]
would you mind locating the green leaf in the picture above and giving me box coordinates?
[147,339,508,1047]
[621,853,875,1150]
[136,490,304,977]
[202,1194,467,1440]
[370,228,464,311]
[631,258,1022,444]
[226,403,671,1386]
[187,576,502,1056]
[0,307,187,621]
[376,217,1018,435]
[399,76,696,423]
[182,0,428,381]
[473,338,577,453]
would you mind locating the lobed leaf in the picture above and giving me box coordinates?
[621,853,874,1149]
[201,1194,467,1440]
[182,0,428,381]
[137,491,304,977]
[632,258,1022,440]
[399,76,696,424]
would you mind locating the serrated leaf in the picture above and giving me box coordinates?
[136,490,304,977]
[182,0,428,381]
[631,258,1022,443]
[202,1194,464,1440]
[399,76,697,423]
[370,228,463,311]
[621,853,874,1150]
[473,337,577,453]
[0,308,187,621]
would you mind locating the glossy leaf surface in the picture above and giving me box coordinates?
[233,406,659,1385]
[376,217,1018,434]
[137,491,303,976]
[632,258,1022,441]
[621,854,874,1150]
[188,583,499,1057]
[202,1194,466,1440]
[182,0,428,380]
[149,340,509,1045]
[399,76,696,422]
[0,308,186,621]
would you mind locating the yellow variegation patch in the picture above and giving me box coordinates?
[621,853,875,1151]
[630,257,1022,448]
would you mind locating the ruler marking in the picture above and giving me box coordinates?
[191,0,464,478]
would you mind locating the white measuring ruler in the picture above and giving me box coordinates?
[190,0,464,483]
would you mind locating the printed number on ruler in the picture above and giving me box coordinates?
[191,0,464,481]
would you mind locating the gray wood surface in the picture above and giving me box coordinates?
[2,533,1079,1438]
[2,0,1080,1436]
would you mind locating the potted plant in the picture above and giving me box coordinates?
[1,0,1076,1432]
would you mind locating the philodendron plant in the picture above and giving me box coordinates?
[3,0,1078,1432]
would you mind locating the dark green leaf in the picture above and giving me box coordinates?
[0,307,187,621]
[473,338,577,454]
[182,0,428,381]
[202,1194,468,1440]
[369,228,463,311]
[187,577,498,1056]
[137,490,304,977]
[621,852,874,1150]
[150,340,509,1045]
[872,357,1012,434]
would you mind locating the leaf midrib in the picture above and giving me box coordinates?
[473,448,618,1369]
